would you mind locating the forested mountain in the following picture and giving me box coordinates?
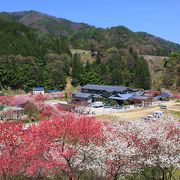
[74,48,151,90]
[1,11,180,56]
[163,53,180,91]
[0,11,91,36]
[0,16,72,91]
[0,11,179,91]
[69,27,180,56]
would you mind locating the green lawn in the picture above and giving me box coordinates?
[169,110,180,119]
[71,49,95,63]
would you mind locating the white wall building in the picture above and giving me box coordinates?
[33,87,45,95]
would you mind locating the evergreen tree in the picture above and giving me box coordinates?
[134,57,151,90]
[71,53,83,86]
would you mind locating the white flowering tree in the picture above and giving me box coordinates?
[90,117,180,180]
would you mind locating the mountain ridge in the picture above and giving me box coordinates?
[1,10,179,56]
[0,12,179,90]
[0,10,92,37]
[1,10,179,44]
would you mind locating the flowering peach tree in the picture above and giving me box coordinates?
[0,97,179,180]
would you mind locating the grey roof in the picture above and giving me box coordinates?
[82,84,134,92]
[93,94,103,98]
[74,92,92,99]
[109,93,135,101]
[160,92,171,98]
[129,96,150,101]
[133,91,144,96]
[3,106,24,112]
[155,92,171,99]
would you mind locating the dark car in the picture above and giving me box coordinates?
[103,104,111,108]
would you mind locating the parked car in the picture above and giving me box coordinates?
[91,101,104,108]
[113,105,123,109]
[103,104,111,108]
[143,115,156,122]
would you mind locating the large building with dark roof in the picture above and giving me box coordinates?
[81,84,136,98]
[72,84,138,105]
[71,84,154,107]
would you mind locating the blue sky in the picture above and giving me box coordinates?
[1,0,180,44]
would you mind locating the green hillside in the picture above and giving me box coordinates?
[0,11,179,91]
[1,11,180,56]
[0,15,151,91]
[0,16,72,91]
[69,27,180,56]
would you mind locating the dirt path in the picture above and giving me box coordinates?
[65,77,72,92]
[64,77,79,94]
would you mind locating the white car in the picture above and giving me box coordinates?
[143,115,156,122]
[91,101,104,108]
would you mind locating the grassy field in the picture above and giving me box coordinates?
[71,49,95,63]
[169,110,180,119]
[96,114,117,121]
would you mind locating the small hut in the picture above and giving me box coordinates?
[33,87,44,95]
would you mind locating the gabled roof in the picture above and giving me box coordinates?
[33,87,44,91]
[133,91,144,96]
[109,93,135,100]
[160,92,171,98]
[144,90,160,96]
[93,94,103,98]
[155,92,171,99]
[74,92,92,99]
[130,96,151,101]
[82,84,134,93]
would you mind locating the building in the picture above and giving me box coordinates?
[72,92,93,105]
[72,84,154,107]
[33,87,44,95]
[129,95,153,107]
[144,90,161,97]
[81,84,136,98]
[154,92,171,101]
[108,90,153,106]
[72,84,138,105]
[109,93,135,105]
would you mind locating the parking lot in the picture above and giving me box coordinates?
[95,101,180,121]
